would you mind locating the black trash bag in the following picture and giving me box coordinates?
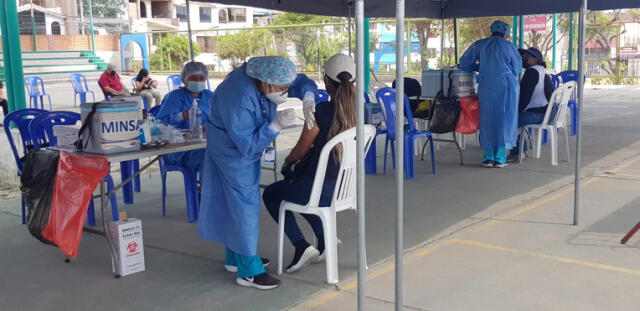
[428,95,460,134]
[20,149,60,245]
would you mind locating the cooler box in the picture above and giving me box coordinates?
[80,100,142,154]
[109,218,145,277]
[421,69,475,98]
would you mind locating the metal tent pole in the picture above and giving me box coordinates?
[574,0,587,226]
[552,14,557,70]
[186,0,195,61]
[1,0,27,112]
[348,2,352,57]
[519,15,524,48]
[395,0,405,309]
[512,16,518,47]
[88,0,95,52]
[355,1,366,310]
[454,18,459,62]
[568,13,575,70]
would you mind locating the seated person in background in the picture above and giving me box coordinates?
[0,81,8,116]
[155,62,213,177]
[98,64,129,98]
[392,77,422,115]
[262,54,357,273]
[508,47,554,162]
[134,69,163,107]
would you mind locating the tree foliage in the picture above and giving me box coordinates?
[217,29,277,66]
[80,0,127,18]
[150,35,200,71]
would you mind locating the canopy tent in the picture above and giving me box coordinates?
[189,0,635,310]
[200,0,637,18]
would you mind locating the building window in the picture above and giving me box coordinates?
[197,36,216,53]
[176,6,188,22]
[199,7,211,23]
[218,9,228,23]
[51,21,61,35]
[140,1,147,18]
[229,8,246,23]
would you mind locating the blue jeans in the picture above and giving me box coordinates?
[263,178,335,245]
[511,111,547,156]
[224,247,265,278]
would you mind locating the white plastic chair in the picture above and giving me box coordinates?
[520,81,576,166]
[277,125,376,284]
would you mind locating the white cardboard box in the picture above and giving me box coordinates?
[108,218,145,277]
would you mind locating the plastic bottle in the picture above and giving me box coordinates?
[190,99,202,139]
[139,110,152,144]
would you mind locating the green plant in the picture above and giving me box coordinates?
[217,29,278,66]
[150,35,200,72]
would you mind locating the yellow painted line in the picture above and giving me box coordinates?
[480,155,640,230]
[454,239,640,276]
[303,292,342,309]
[416,239,459,257]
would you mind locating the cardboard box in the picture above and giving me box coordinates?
[108,218,145,277]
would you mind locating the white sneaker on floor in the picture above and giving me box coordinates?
[494,162,508,168]
[312,251,325,264]
[286,246,319,273]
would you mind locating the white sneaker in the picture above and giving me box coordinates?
[312,251,325,264]
[286,246,319,273]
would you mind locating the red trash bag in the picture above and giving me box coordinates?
[455,96,480,134]
[42,151,109,258]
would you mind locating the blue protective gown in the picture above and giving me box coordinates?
[197,64,317,256]
[155,88,214,176]
[459,36,522,150]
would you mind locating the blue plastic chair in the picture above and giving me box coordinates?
[69,74,95,107]
[24,76,52,110]
[376,88,435,179]
[3,108,48,224]
[557,70,580,136]
[316,90,330,104]
[28,111,120,225]
[166,74,182,91]
[148,107,198,223]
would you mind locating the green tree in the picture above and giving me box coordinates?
[150,35,200,71]
[271,13,347,71]
[217,29,277,66]
[79,0,127,18]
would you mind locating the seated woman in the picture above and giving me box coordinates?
[134,68,163,107]
[262,54,356,273]
[154,62,213,177]
[508,47,554,162]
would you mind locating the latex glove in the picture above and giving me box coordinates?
[302,91,316,129]
[270,108,296,132]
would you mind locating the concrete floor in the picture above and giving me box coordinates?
[1,85,639,310]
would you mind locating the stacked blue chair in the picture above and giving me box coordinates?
[556,70,580,136]
[4,108,48,224]
[69,74,95,107]
[24,76,52,110]
[148,107,198,222]
[166,74,182,91]
[376,88,435,179]
[28,111,120,225]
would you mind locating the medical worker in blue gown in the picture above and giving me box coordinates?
[155,62,213,177]
[459,20,522,168]
[197,56,318,290]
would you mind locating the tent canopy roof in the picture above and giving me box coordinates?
[198,0,638,18]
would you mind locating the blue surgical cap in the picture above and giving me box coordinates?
[181,61,208,83]
[246,56,297,86]
[490,20,510,36]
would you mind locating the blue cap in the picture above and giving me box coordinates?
[490,20,511,36]
[246,56,297,86]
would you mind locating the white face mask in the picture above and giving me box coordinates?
[266,92,288,105]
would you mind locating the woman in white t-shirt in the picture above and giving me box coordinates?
[508,47,554,161]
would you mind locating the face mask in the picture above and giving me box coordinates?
[110,71,117,76]
[266,92,288,105]
[187,81,206,93]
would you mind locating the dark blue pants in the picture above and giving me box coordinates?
[263,178,335,244]
[511,110,546,156]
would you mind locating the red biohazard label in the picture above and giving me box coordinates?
[127,241,138,254]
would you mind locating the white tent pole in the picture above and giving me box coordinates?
[395,0,405,310]
[574,0,587,225]
[186,0,195,61]
[355,0,366,310]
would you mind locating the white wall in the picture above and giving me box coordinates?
[45,15,66,35]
